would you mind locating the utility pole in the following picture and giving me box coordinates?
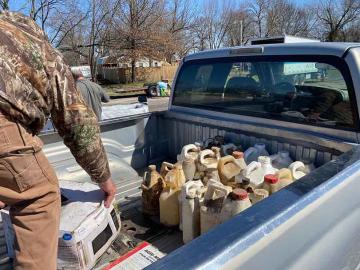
[240,19,243,46]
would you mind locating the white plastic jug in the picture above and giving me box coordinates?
[289,161,307,180]
[271,151,293,169]
[182,181,205,243]
[242,156,278,187]
[177,144,199,162]
[220,189,252,223]
[200,181,232,234]
[244,143,269,163]
[182,158,197,182]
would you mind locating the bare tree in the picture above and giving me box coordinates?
[0,0,10,10]
[248,0,269,38]
[316,0,360,41]
[109,0,166,82]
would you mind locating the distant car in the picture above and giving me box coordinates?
[70,65,92,80]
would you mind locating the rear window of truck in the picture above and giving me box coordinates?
[173,56,358,130]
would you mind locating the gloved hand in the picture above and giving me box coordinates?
[99,178,117,208]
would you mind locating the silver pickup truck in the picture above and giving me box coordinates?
[3,42,360,270]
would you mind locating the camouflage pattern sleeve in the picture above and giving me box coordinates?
[43,41,111,183]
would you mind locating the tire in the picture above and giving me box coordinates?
[148,86,157,97]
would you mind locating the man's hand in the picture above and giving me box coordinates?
[99,178,117,208]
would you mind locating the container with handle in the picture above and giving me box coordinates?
[182,179,205,243]
[218,155,242,185]
[271,151,293,169]
[177,144,199,162]
[289,161,307,180]
[220,189,252,223]
[141,165,164,215]
[159,163,186,226]
[198,149,219,172]
[160,162,174,179]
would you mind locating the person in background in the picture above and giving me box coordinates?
[71,69,110,120]
[0,11,116,270]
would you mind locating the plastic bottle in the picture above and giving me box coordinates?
[203,168,220,186]
[242,156,278,187]
[244,143,269,163]
[182,180,205,243]
[198,149,219,172]
[159,163,186,226]
[289,161,307,180]
[160,162,174,179]
[141,165,164,215]
[177,144,199,162]
[218,155,242,185]
[232,151,247,171]
[276,168,293,188]
[182,158,197,182]
[262,174,281,195]
[220,189,252,223]
[271,151,293,169]
[211,146,221,160]
[200,181,232,234]
[251,189,269,204]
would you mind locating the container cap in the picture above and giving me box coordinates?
[264,174,279,184]
[63,233,72,241]
[231,188,248,200]
[232,151,244,159]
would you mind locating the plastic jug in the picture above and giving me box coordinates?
[218,155,242,185]
[182,158,197,182]
[177,144,199,162]
[182,180,205,243]
[220,189,252,223]
[289,161,307,180]
[271,151,293,169]
[276,168,293,181]
[221,143,238,156]
[233,151,247,171]
[160,162,174,179]
[302,159,316,174]
[200,181,232,234]
[159,164,186,226]
[244,143,269,163]
[203,168,220,186]
[262,174,281,195]
[198,149,219,172]
[242,156,278,187]
[211,146,221,160]
[141,165,164,215]
[251,189,269,204]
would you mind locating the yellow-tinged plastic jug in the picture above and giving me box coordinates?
[251,189,269,204]
[289,161,307,180]
[218,155,242,185]
[198,149,219,172]
[141,165,164,215]
[160,161,174,179]
[276,168,293,188]
[159,163,186,226]
[262,174,281,195]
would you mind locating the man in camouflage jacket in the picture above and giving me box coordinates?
[0,11,116,270]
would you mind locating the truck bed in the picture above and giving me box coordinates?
[0,110,356,269]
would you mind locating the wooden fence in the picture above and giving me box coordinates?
[99,65,179,84]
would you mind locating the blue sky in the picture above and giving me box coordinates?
[10,0,311,12]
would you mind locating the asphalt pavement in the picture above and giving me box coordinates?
[105,97,170,112]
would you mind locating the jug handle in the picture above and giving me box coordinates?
[244,161,261,176]
[162,162,174,171]
[183,144,198,158]
[289,161,305,172]
[218,155,234,167]
[200,149,214,164]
